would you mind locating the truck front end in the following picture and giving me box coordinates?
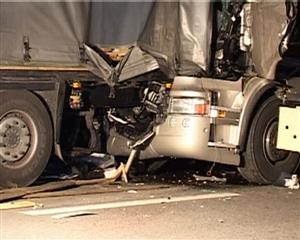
[106,75,241,166]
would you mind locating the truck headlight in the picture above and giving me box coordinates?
[169,98,209,115]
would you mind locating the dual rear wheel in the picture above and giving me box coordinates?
[0,90,52,188]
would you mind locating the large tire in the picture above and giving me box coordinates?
[0,90,53,188]
[239,95,300,184]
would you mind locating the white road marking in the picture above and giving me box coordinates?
[22,192,240,216]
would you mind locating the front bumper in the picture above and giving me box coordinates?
[107,114,240,165]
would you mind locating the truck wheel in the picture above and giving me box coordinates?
[239,95,300,184]
[0,90,53,188]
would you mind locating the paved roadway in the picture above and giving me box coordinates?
[1,180,299,240]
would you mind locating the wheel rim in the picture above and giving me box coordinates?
[263,118,289,165]
[0,110,38,167]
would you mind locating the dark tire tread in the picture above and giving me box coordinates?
[238,95,300,184]
[0,90,53,188]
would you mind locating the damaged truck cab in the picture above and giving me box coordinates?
[0,1,299,187]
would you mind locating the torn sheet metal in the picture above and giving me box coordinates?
[118,47,160,82]
[89,1,212,79]
[251,1,288,80]
[85,45,159,84]
[84,45,114,85]
[138,1,212,78]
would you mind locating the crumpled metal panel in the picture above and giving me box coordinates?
[87,1,212,81]
[138,1,212,78]
[84,44,114,85]
[85,45,159,86]
[251,1,288,80]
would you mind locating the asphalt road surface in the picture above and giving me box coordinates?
[1,178,300,240]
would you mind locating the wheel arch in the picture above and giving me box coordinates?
[28,88,66,161]
[238,78,277,153]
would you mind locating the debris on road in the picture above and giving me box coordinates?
[275,173,300,189]
[222,197,232,201]
[134,183,145,186]
[24,184,168,199]
[103,163,128,182]
[193,174,227,183]
[0,181,77,203]
[32,203,44,209]
[127,190,137,194]
[284,175,299,190]
[0,200,37,210]
[0,180,170,204]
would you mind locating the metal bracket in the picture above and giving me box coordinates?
[23,36,31,62]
